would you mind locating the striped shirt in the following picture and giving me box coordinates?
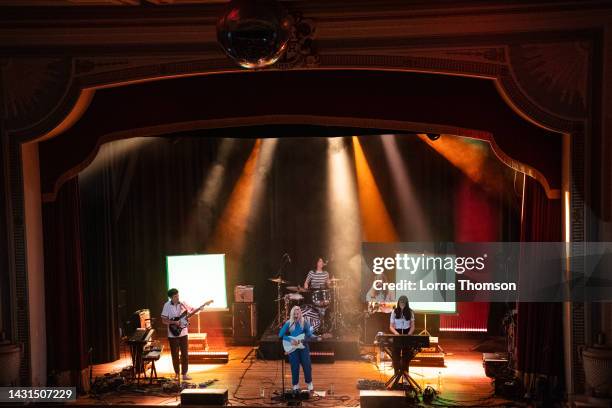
[305,270,329,289]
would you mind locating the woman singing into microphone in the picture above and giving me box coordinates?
[389,295,415,374]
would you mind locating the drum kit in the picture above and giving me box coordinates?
[268,276,344,335]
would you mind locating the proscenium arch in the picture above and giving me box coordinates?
[20,68,566,202]
[6,64,575,386]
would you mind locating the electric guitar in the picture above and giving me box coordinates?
[169,300,213,337]
[282,333,322,354]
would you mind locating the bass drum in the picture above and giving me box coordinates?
[312,289,331,307]
[300,305,322,334]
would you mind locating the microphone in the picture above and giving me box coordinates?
[284,253,292,263]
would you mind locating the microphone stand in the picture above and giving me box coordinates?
[273,254,290,401]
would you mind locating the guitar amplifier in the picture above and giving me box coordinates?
[234,285,254,302]
[188,332,209,351]
[233,303,256,343]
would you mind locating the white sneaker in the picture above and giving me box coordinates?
[292,385,300,391]
[307,382,314,392]
[182,374,192,380]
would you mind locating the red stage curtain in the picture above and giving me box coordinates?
[441,178,498,332]
[516,177,563,392]
[43,178,88,385]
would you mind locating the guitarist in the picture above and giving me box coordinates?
[279,306,318,393]
[161,288,194,381]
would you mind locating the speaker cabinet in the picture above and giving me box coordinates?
[181,388,228,406]
[233,302,256,343]
[359,390,406,408]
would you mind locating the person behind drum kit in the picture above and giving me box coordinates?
[389,295,415,374]
[303,257,331,325]
[279,306,318,392]
[303,257,330,290]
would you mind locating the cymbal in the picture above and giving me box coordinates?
[268,277,290,284]
[286,286,310,293]
[329,277,342,282]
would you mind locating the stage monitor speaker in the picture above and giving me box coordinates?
[359,390,406,408]
[483,352,510,378]
[233,302,256,341]
[181,388,228,406]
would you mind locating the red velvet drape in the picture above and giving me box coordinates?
[441,178,498,331]
[515,177,563,389]
[43,178,88,379]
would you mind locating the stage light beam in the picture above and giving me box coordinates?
[381,135,431,240]
[352,136,398,242]
[326,137,361,304]
[417,133,507,196]
[210,139,278,256]
[184,139,236,246]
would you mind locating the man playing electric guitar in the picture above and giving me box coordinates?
[161,288,212,381]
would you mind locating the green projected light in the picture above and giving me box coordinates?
[166,254,228,311]
[410,302,456,314]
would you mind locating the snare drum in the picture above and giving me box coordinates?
[312,289,331,307]
[287,293,304,303]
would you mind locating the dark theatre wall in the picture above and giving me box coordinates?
[76,134,520,363]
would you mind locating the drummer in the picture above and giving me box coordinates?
[304,257,331,290]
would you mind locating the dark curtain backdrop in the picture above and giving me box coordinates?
[78,134,517,363]
[43,178,88,378]
[516,177,564,392]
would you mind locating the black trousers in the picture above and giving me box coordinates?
[168,335,189,374]
[391,328,410,373]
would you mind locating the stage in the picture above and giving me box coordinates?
[77,337,513,407]
[258,325,361,360]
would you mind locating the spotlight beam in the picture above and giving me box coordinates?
[381,135,431,240]
[352,136,398,242]
[417,133,508,196]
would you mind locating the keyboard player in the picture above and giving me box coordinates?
[389,295,415,374]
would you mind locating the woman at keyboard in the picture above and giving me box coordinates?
[389,295,415,374]
[279,306,317,393]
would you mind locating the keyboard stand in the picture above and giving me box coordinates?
[380,344,422,392]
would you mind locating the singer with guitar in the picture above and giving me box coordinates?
[279,306,321,392]
[161,288,212,381]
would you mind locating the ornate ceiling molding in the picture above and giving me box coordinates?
[3,1,600,202]
[508,41,590,121]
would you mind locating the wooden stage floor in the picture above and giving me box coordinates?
[75,337,514,407]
